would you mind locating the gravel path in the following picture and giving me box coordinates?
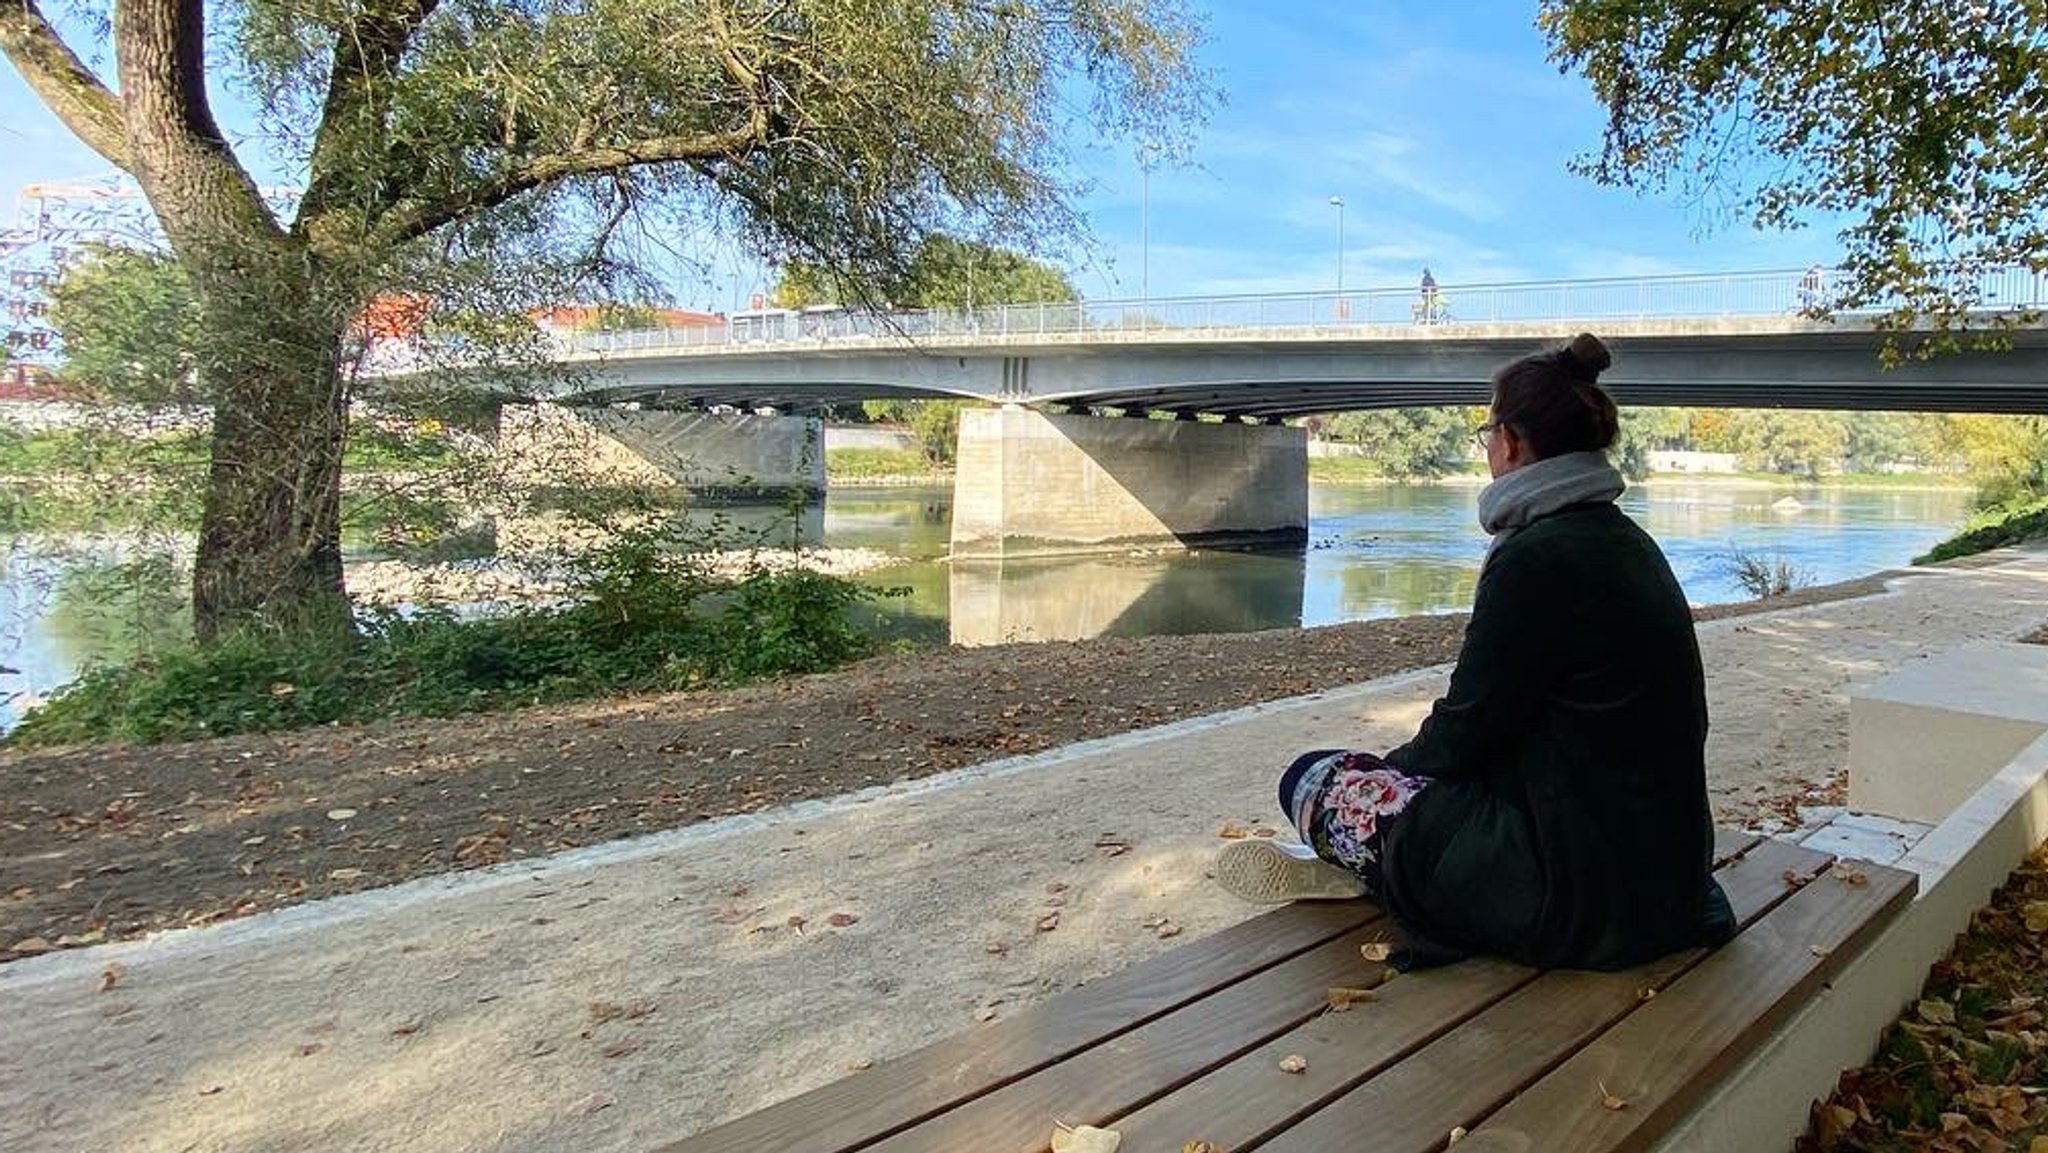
[1,549,2045,1153]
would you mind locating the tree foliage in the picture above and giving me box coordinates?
[1320,407,1476,479]
[774,235,1079,309]
[1540,0,2048,340]
[46,245,205,405]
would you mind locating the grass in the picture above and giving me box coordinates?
[1645,469,1976,489]
[1916,491,2048,564]
[825,446,946,481]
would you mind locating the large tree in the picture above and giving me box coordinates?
[1541,0,2048,338]
[1,0,1203,637]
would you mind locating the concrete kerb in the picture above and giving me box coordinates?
[0,664,1451,994]
[1649,693,2048,1153]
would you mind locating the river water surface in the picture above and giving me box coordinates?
[0,479,1975,731]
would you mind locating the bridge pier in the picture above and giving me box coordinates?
[950,408,1307,558]
[498,402,824,497]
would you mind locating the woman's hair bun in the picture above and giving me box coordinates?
[1563,332,1612,378]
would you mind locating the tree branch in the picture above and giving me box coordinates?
[374,118,768,246]
[0,0,133,169]
[116,0,283,247]
[297,0,440,230]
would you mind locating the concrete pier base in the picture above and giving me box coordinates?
[949,408,1307,558]
[499,403,823,497]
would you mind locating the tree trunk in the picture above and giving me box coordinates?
[189,284,353,640]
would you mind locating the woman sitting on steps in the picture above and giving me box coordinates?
[1216,333,1735,971]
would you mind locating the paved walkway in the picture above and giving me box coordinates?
[4,549,2047,1153]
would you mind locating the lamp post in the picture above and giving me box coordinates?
[1328,195,1345,300]
[1138,145,1158,321]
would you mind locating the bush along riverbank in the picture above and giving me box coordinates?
[6,528,899,749]
[1917,492,2048,564]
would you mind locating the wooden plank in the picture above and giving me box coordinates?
[1250,836,1834,1153]
[1713,827,1762,867]
[864,922,1401,1153]
[656,898,1376,1153]
[1454,859,1915,1153]
[1109,837,1825,1153]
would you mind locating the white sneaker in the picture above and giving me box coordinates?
[1213,840,1368,903]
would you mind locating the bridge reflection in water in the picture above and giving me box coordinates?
[946,551,1305,646]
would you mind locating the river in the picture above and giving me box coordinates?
[0,479,1975,731]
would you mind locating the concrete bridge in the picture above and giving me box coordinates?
[425,266,2048,559]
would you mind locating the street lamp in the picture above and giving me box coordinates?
[1139,144,1159,321]
[1328,196,1345,300]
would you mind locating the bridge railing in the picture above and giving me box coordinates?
[555,265,2048,357]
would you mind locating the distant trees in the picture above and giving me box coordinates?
[774,237,1079,310]
[1317,408,1476,479]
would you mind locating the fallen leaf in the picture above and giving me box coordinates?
[1918,999,1957,1025]
[1050,1122,1122,1153]
[826,912,859,928]
[1037,911,1061,932]
[1360,942,1393,963]
[1278,1054,1309,1074]
[1156,921,1183,939]
[1046,882,1069,895]
[1181,1143,1222,1153]
[1600,1082,1629,1111]
[786,915,807,934]
[1448,1127,1467,1146]
[985,941,1009,956]
[391,1019,423,1037]
[198,1085,225,1097]
[1252,826,1278,838]
[1832,863,1870,887]
[1810,944,1832,957]
[1218,821,1250,840]
[326,808,357,821]
[848,1057,874,1071]
[241,836,267,847]
[1044,894,1069,907]
[10,937,52,955]
[566,1091,615,1117]
[1094,834,1131,857]
[99,963,127,993]
[2024,901,2048,934]
[602,1038,643,1059]
[978,1006,1000,1022]
[1328,986,1378,1011]
[328,868,364,881]
[2028,1136,2048,1153]
[1635,986,1657,1002]
[296,1043,325,1057]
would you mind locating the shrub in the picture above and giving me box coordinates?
[6,530,897,748]
[1726,547,1809,600]
[1916,492,2048,564]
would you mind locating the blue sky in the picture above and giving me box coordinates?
[0,0,1845,310]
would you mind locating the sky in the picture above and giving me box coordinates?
[0,0,1848,311]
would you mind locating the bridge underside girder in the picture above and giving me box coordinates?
[563,328,2048,416]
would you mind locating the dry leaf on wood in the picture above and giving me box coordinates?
[1050,1122,1122,1153]
[1783,869,1810,890]
[1599,1082,1629,1111]
[1832,863,1870,887]
[1218,822,1250,840]
[1327,986,1378,1011]
[1180,1143,1222,1153]
[1278,1054,1308,1074]
[1448,1127,1467,1145]
[1360,942,1393,963]
[1155,921,1183,939]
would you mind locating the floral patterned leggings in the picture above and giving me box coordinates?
[1278,748,1431,899]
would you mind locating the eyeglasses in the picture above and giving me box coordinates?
[1472,419,1503,451]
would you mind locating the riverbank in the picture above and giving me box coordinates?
[0,563,1966,963]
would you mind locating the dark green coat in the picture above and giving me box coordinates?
[1380,501,1734,970]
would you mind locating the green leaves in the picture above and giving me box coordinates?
[1541,0,2048,334]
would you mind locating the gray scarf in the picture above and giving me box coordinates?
[1476,450,1625,550]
